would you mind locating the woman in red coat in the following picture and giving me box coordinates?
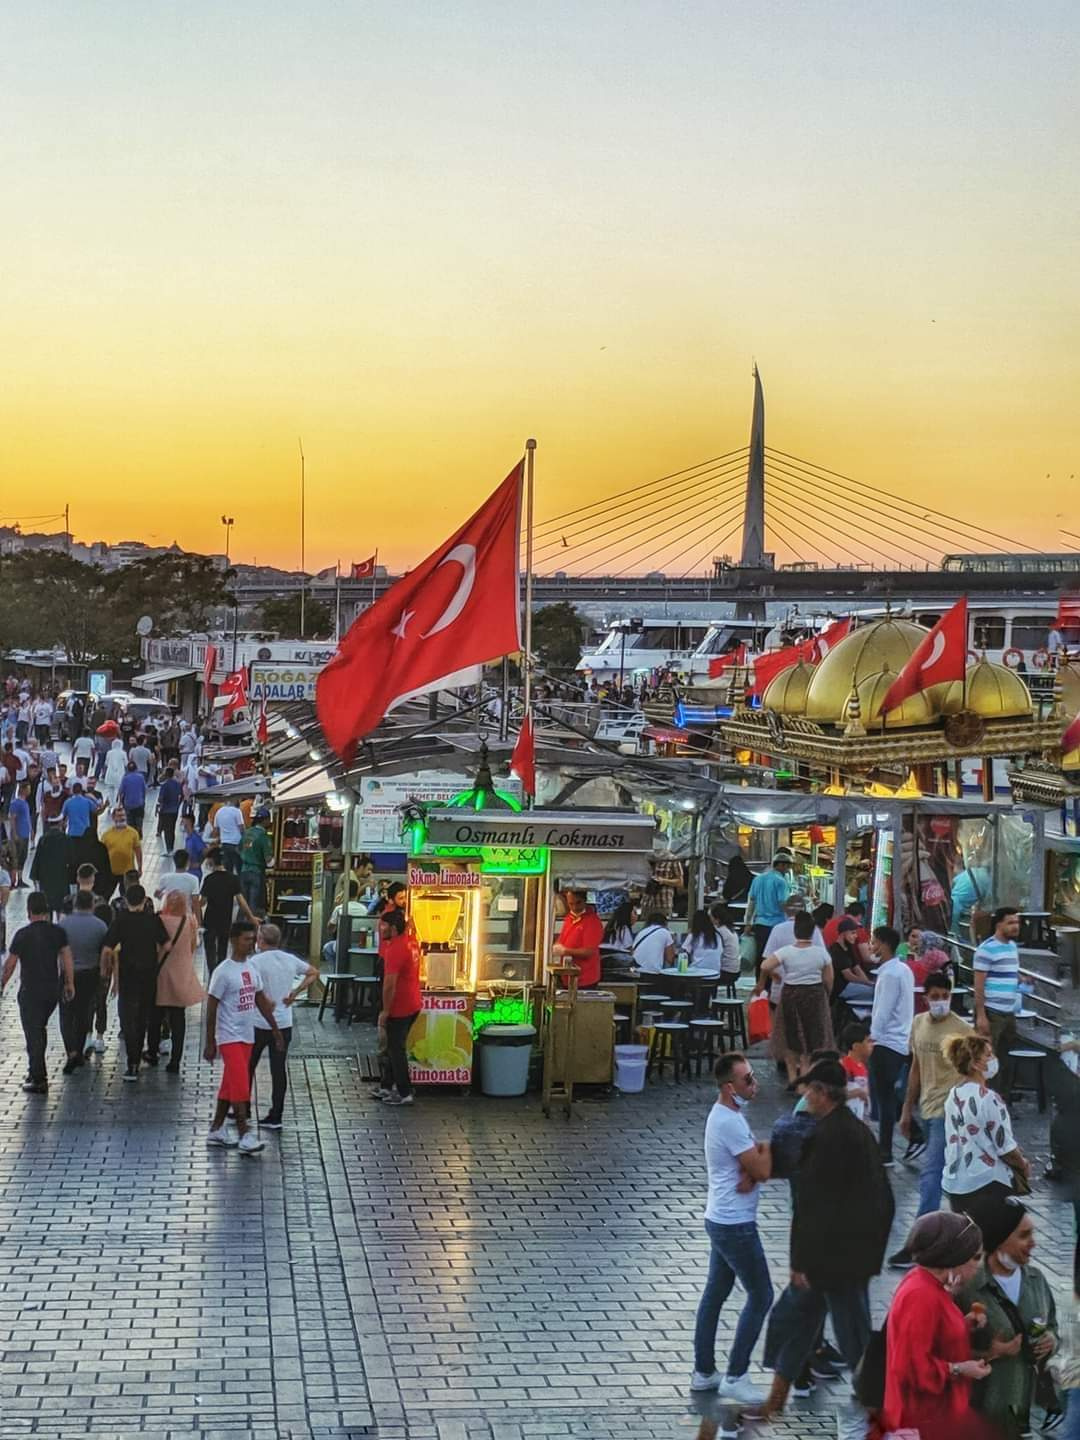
[883,1211,999,1439]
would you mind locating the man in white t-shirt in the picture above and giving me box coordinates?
[213,802,245,873]
[204,921,283,1153]
[249,922,318,1130]
[691,1052,773,1404]
[763,895,825,955]
[155,851,203,923]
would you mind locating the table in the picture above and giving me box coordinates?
[647,970,724,1016]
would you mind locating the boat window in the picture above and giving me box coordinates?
[916,613,941,629]
[1008,616,1056,650]
[972,615,1006,650]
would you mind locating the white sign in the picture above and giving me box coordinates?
[425,809,656,852]
[249,664,321,703]
[350,770,523,850]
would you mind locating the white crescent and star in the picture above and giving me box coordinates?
[388,544,477,644]
[919,631,946,671]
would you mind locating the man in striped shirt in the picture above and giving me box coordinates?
[973,906,1021,1093]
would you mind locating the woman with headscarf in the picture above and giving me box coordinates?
[906,926,953,1013]
[102,739,127,807]
[957,1198,1062,1438]
[882,1210,995,1438]
[155,889,204,1074]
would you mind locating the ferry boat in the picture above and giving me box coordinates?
[576,618,715,682]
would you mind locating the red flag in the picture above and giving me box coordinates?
[256,692,269,746]
[1057,595,1080,628]
[220,668,249,724]
[203,642,218,700]
[749,645,801,697]
[806,616,851,662]
[317,464,523,761]
[1063,713,1080,753]
[708,643,748,680]
[510,715,536,796]
[880,598,968,714]
[351,556,376,580]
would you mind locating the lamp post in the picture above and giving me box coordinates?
[221,516,237,669]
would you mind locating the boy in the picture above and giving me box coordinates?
[204,921,283,1153]
[839,1022,873,1124]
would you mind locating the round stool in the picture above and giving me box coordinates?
[689,1018,726,1078]
[638,992,668,1005]
[647,1022,691,1084]
[660,1000,693,1023]
[713,995,749,1050]
[1008,1048,1048,1112]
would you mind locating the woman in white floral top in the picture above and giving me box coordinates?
[942,1031,1030,1217]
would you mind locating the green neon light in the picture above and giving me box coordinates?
[429,844,548,875]
[472,995,533,1035]
[447,785,523,812]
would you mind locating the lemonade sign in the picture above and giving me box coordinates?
[407,994,474,1085]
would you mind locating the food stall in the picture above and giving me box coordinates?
[402,806,656,1088]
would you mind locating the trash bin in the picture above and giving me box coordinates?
[478,1024,537,1097]
[614,1043,649,1093]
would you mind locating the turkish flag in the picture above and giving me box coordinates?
[880,597,968,714]
[1057,595,1080,628]
[317,463,523,761]
[708,643,748,680]
[510,715,536,797]
[806,616,851,662]
[1063,712,1080,753]
[351,556,376,580]
[256,693,269,746]
[220,669,249,724]
[749,645,801,697]
[203,642,218,700]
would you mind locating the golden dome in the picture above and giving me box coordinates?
[805,618,930,727]
[762,659,816,715]
[932,678,965,716]
[964,658,1033,719]
[1058,661,1080,718]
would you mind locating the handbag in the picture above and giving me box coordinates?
[852,1321,887,1409]
[739,932,757,968]
[747,993,771,1044]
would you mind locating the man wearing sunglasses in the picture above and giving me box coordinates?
[691,1051,773,1405]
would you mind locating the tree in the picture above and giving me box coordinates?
[258,593,333,640]
[532,602,586,673]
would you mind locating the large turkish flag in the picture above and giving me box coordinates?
[317,463,523,761]
[880,597,968,714]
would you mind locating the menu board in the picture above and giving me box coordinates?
[351,770,521,850]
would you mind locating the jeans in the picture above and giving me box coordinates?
[1065,1388,1080,1440]
[988,1010,1018,1094]
[240,870,266,917]
[60,970,99,1057]
[204,928,230,973]
[19,991,57,1085]
[221,843,240,875]
[117,972,158,1070]
[842,981,876,1005]
[869,1043,907,1159]
[250,1026,293,1121]
[693,1220,774,1377]
[764,1279,871,1381]
[916,1115,948,1215]
[380,1012,420,1100]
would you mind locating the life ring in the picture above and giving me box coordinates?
[1031,648,1050,670]
[1002,648,1024,669]
[967,650,980,666]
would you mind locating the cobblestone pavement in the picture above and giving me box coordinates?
[0,775,1075,1438]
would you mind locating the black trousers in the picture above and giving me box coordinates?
[19,991,58,1085]
[869,1042,908,1159]
[158,812,178,850]
[127,806,145,836]
[117,973,158,1070]
[380,1012,420,1099]
[205,928,230,972]
[60,970,99,1056]
[250,1026,293,1121]
[752,924,774,981]
[157,1005,187,1065]
[93,971,109,1036]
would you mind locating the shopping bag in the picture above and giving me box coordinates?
[747,994,771,1044]
[738,932,757,971]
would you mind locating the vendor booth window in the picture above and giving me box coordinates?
[899,813,1032,936]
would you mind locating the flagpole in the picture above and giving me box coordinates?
[298,437,306,639]
[523,439,536,718]
[372,548,378,610]
[335,560,341,642]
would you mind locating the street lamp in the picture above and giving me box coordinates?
[221,516,237,668]
[221,515,234,566]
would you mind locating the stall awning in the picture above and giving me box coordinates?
[133,667,196,689]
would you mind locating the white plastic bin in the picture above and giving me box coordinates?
[478,1024,537,1097]
[614,1043,649,1093]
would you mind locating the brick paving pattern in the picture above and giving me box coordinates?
[0,775,1073,1438]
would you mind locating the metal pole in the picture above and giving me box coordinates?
[618,627,626,690]
[298,438,306,638]
[523,440,536,716]
[372,549,378,610]
[335,561,341,642]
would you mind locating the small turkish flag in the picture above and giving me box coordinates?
[805,616,851,663]
[220,668,249,724]
[880,598,968,714]
[203,642,218,700]
[317,463,523,761]
[1063,712,1080,753]
[256,693,269,746]
[351,556,376,580]
[510,715,536,796]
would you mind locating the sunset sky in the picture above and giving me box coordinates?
[3,1,1077,573]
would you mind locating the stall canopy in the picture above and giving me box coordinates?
[132,667,196,689]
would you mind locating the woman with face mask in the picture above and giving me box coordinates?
[956,1200,1063,1438]
[882,1210,995,1438]
[942,1033,1031,1217]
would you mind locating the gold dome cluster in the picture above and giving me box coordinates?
[760,617,1034,729]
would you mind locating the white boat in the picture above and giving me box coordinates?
[576,618,714,683]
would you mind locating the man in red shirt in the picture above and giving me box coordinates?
[377,906,422,1106]
[553,889,604,988]
[823,901,870,952]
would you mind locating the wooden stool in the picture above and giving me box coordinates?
[647,1022,690,1083]
[1008,1048,1047,1112]
[713,996,749,1050]
[690,1018,726,1078]
[318,973,355,1022]
[660,1000,693,1025]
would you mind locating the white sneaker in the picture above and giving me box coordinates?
[718,1374,765,1407]
[93,1037,106,1054]
[835,1401,871,1440]
[384,1093,414,1106]
[206,1128,238,1148]
[159,1038,172,1056]
[238,1132,265,1155]
[690,1370,721,1391]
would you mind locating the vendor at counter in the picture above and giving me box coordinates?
[553,889,604,988]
